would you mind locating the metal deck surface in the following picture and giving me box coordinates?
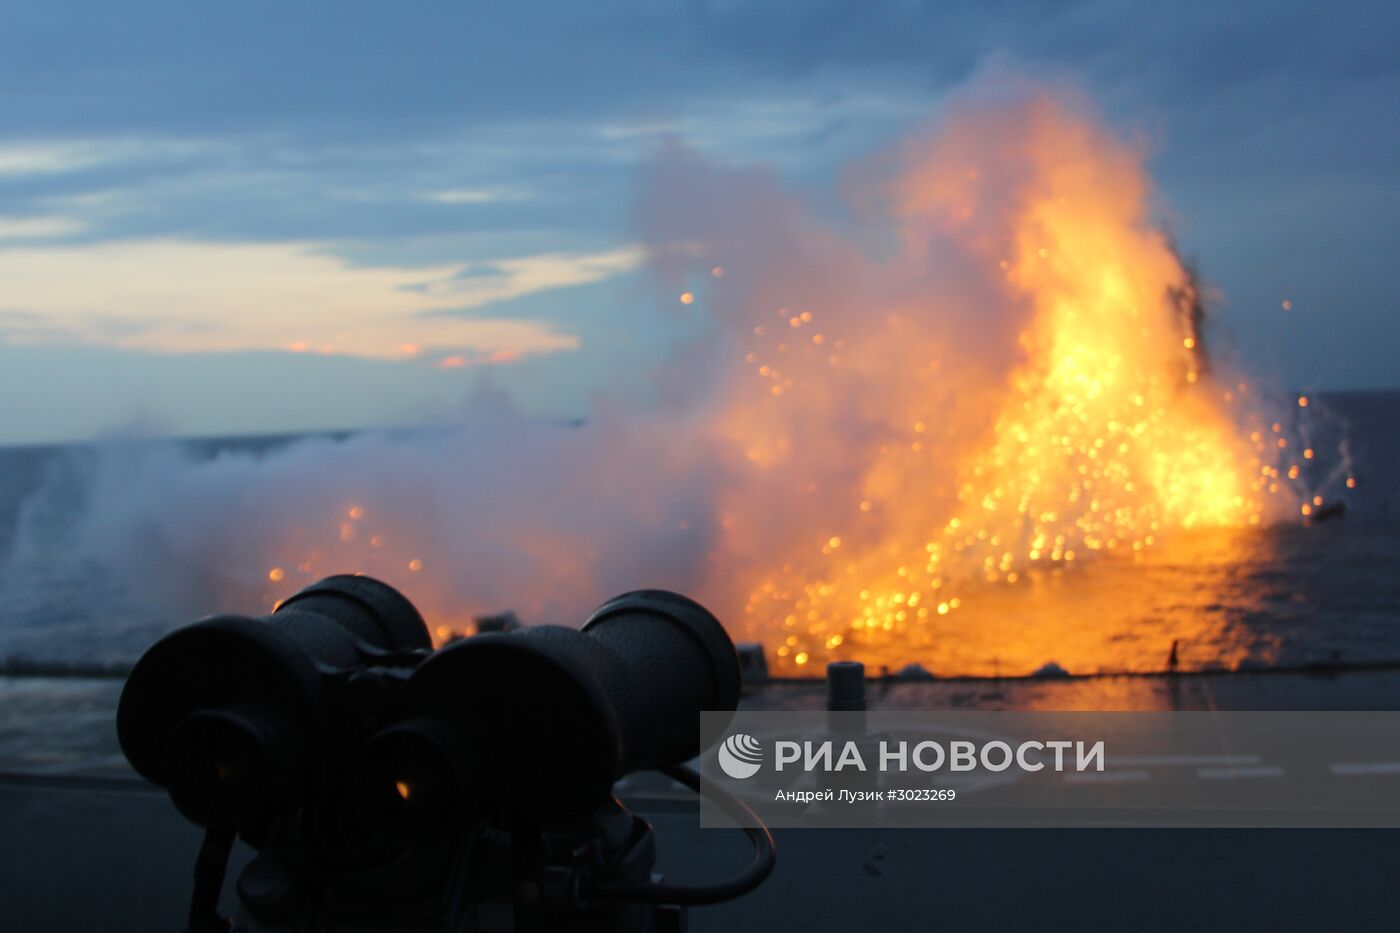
[3,671,1399,931]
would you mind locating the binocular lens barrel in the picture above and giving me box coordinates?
[117,575,430,829]
[356,716,464,843]
[360,589,739,827]
[165,705,297,827]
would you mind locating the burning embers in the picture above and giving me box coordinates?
[235,87,1351,678]
[664,91,1349,673]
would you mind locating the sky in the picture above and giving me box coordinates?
[0,0,1397,445]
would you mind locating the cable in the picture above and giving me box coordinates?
[583,763,776,906]
[184,825,234,932]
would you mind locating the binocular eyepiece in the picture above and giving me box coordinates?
[359,589,741,839]
[117,575,433,829]
[117,576,740,842]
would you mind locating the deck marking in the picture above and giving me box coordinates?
[1196,766,1285,780]
[1112,755,1260,767]
[1329,762,1400,776]
[1063,770,1151,784]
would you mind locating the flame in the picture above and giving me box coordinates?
[239,89,1342,676]
[706,93,1313,673]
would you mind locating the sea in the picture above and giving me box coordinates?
[0,393,1398,675]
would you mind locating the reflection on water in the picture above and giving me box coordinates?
[843,526,1283,678]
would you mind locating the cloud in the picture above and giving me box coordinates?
[0,137,220,177]
[0,214,87,239]
[0,239,642,360]
[420,187,532,205]
[0,141,112,177]
[410,248,643,303]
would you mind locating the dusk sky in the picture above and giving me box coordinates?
[1,0,1397,445]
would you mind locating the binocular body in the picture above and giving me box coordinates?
[116,575,743,931]
[117,575,434,833]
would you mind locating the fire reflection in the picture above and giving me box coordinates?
[839,526,1282,678]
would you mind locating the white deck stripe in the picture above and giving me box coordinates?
[1197,766,1285,780]
[1112,755,1260,767]
[1063,770,1151,784]
[1329,762,1400,776]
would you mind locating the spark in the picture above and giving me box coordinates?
[732,100,1316,675]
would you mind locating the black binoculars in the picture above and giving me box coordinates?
[116,575,763,932]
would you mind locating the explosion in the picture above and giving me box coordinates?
[252,90,1337,673]
[6,84,1350,678]
[653,90,1331,673]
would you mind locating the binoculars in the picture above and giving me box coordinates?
[116,575,758,932]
